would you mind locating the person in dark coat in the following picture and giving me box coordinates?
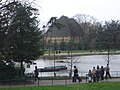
[96,65,101,82]
[101,66,105,80]
[73,66,81,82]
[34,66,39,81]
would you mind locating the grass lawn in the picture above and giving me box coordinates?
[1,82,120,90]
[44,50,90,54]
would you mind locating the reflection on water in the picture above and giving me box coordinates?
[25,55,120,77]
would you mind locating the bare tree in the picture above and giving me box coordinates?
[73,14,97,33]
[73,14,97,50]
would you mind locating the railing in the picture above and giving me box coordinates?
[85,71,120,83]
[0,71,120,88]
[0,77,74,88]
[110,71,120,77]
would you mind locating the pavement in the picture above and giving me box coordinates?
[0,78,120,88]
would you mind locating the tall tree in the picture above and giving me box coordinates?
[4,1,43,78]
[0,0,22,80]
[97,20,120,50]
[73,14,97,50]
[96,20,120,66]
[0,0,17,59]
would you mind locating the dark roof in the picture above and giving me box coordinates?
[46,16,83,37]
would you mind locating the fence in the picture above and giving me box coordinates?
[0,77,77,88]
[38,70,120,77]
[0,71,120,88]
[110,71,120,77]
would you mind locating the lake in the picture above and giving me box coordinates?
[25,55,120,77]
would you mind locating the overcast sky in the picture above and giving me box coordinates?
[33,0,120,26]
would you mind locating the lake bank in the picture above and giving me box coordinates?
[41,51,120,60]
[26,54,120,77]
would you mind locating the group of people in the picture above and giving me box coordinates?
[34,64,112,82]
[88,64,111,82]
[72,64,112,83]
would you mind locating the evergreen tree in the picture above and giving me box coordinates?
[4,2,43,78]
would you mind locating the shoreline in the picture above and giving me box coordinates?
[40,51,120,59]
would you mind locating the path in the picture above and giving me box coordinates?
[0,78,120,88]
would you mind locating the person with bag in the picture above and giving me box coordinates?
[73,66,82,83]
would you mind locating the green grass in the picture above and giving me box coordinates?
[1,82,120,90]
[44,50,90,54]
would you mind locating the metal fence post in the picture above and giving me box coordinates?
[86,74,88,83]
[65,76,67,85]
[117,71,118,77]
[52,78,53,85]
[24,81,25,87]
[10,80,12,88]
[38,80,39,86]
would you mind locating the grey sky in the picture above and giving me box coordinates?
[33,0,120,25]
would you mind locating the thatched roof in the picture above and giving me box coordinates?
[46,16,83,37]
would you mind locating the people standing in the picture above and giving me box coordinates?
[88,70,92,82]
[96,65,101,82]
[101,66,105,80]
[73,66,81,83]
[92,67,96,82]
[105,64,111,79]
[34,66,39,81]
